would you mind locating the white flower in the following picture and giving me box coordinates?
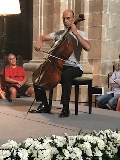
[94,147,102,157]
[17,148,28,160]
[117,133,120,146]
[97,138,105,150]
[68,147,82,160]
[0,150,11,159]
[81,142,92,157]
[67,135,77,146]
[0,129,119,159]
[56,154,64,160]
[23,137,34,148]
[50,147,59,155]
[63,149,70,159]
[0,140,18,149]
[52,135,67,147]
[40,149,53,160]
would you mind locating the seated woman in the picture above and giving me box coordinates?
[97,61,120,110]
[5,53,35,99]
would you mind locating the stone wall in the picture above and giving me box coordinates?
[88,0,120,93]
[24,0,120,104]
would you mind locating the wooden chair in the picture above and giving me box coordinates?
[49,76,93,115]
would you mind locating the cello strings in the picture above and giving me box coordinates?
[40,50,77,65]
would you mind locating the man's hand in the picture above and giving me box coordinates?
[34,37,43,52]
[70,23,91,51]
[114,79,120,84]
[18,81,25,86]
[34,34,52,52]
[16,81,24,88]
[70,24,78,36]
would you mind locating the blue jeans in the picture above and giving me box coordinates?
[97,93,120,110]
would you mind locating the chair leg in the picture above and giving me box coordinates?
[88,81,92,114]
[95,95,98,107]
[49,89,53,108]
[75,84,79,115]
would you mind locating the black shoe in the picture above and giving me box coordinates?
[29,103,51,113]
[100,104,110,110]
[58,110,70,118]
[5,94,12,102]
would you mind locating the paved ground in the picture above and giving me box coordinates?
[0,97,119,145]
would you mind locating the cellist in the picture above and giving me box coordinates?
[29,9,91,117]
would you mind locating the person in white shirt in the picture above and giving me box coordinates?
[97,62,120,110]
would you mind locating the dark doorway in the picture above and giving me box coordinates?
[1,0,33,61]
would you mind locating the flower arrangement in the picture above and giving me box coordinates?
[0,129,120,160]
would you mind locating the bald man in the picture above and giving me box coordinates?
[30,9,91,117]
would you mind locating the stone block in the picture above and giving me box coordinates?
[100,61,113,75]
[106,28,120,41]
[89,27,102,39]
[110,41,120,60]
[101,41,111,59]
[109,0,120,14]
[43,0,54,5]
[103,0,109,12]
[82,63,92,74]
[102,14,109,27]
[89,0,103,13]
[88,40,101,59]
[92,60,100,75]
[80,86,88,103]
[89,13,102,27]
[100,76,109,93]
[33,0,39,5]
[43,5,54,17]
[92,75,101,86]
[23,62,41,72]
[81,50,89,60]
[33,3,39,17]
[110,14,120,28]
[25,71,33,86]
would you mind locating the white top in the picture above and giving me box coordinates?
[108,69,120,95]
[50,30,87,71]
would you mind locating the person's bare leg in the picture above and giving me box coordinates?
[9,87,17,98]
[26,86,35,98]
[0,87,5,99]
[116,98,120,111]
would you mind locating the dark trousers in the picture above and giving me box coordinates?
[34,66,83,106]
[60,66,83,105]
[34,84,48,104]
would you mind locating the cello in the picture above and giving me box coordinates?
[32,14,85,90]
